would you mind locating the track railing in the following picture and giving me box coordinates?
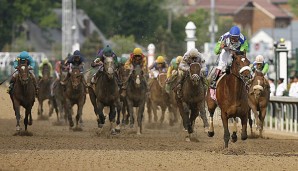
[266,96,298,134]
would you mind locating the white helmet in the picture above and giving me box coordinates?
[189,48,199,57]
[255,55,264,63]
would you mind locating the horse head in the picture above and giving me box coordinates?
[158,73,167,88]
[104,57,115,79]
[17,59,30,85]
[131,65,144,88]
[230,51,251,85]
[70,67,82,89]
[252,71,266,100]
[42,64,51,81]
[188,62,201,85]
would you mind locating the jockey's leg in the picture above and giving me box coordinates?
[7,71,18,94]
[29,70,39,96]
[210,50,229,89]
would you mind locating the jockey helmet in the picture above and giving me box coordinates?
[189,48,199,58]
[103,45,113,57]
[255,55,264,64]
[133,48,142,56]
[176,56,183,64]
[120,56,128,64]
[229,26,240,44]
[156,56,165,64]
[18,51,30,58]
[42,58,49,64]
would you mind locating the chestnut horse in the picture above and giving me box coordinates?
[10,59,36,131]
[206,51,251,148]
[248,71,270,137]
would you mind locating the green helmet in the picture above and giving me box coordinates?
[103,45,113,57]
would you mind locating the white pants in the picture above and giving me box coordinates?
[217,49,231,71]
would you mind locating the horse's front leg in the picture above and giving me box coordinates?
[13,101,21,131]
[38,99,43,116]
[198,101,209,132]
[137,101,146,135]
[126,99,134,128]
[65,99,73,128]
[24,108,30,131]
[160,105,167,124]
[259,107,267,138]
[96,102,105,128]
[221,112,230,148]
[240,113,248,141]
[109,104,116,135]
[75,102,84,128]
[115,100,121,132]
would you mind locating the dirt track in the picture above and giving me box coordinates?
[0,86,298,171]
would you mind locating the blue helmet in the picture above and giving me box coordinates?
[19,51,30,58]
[229,26,240,37]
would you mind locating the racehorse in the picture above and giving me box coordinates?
[148,72,169,124]
[166,70,180,126]
[64,67,86,129]
[117,64,130,125]
[37,63,53,118]
[175,62,208,141]
[126,65,147,134]
[206,51,252,148]
[88,57,121,134]
[9,59,36,132]
[248,71,270,137]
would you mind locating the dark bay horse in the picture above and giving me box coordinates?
[117,64,130,125]
[148,72,169,124]
[64,67,86,129]
[10,59,36,132]
[248,71,270,137]
[206,51,252,148]
[88,57,121,134]
[175,62,208,141]
[37,63,53,118]
[126,65,147,134]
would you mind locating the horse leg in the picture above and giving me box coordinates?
[207,91,217,137]
[221,112,230,148]
[259,107,267,138]
[198,101,209,133]
[65,99,74,128]
[88,86,98,116]
[75,103,83,128]
[177,101,189,132]
[96,102,105,128]
[147,98,152,123]
[137,101,146,134]
[13,101,21,131]
[231,118,238,143]
[160,105,166,124]
[152,103,158,123]
[109,105,116,135]
[248,110,253,135]
[115,100,122,132]
[127,99,134,128]
[38,100,42,116]
[189,105,199,134]
[24,108,30,131]
[240,113,248,141]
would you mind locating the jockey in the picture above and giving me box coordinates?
[38,58,53,79]
[175,48,207,98]
[210,25,249,89]
[148,56,168,73]
[251,55,269,75]
[7,51,38,95]
[124,47,147,73]
[90,45,118,85]
[165,56,183,93]
[61,50,87,86]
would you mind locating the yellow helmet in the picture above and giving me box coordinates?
[133,48,142,56]
[156,56,165,64]
[176,56,183,64]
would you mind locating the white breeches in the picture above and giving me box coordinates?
[217,49,231,71]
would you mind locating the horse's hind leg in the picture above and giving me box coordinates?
[88,87,98,116]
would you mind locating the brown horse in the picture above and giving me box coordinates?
[64,67,86,129]
[126,65,147,134]
[117,64,131,125]
[37,63,53,118]
[248,71,270,137]
[148,72,169,124]
[10,59,36,131]
[88,57,121,134]
[206,51,251,148]
[175,62,208,141]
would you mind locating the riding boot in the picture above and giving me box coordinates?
[7,76,16,94]
[210,68,222,89]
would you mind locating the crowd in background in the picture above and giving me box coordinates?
[269,76,298,97]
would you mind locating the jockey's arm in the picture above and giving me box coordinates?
[262,63,269,75]
[179,60,189,72]
[38,63,43,77]
[124,59,132,70]
[240,39,249,52]
[148,63,155,70]
[214,41,222,55]
[167,65,173,78]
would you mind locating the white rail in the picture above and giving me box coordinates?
[265,96,298,134]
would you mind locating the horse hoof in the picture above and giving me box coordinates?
[241,134,248,140]
[208,131,214,137]
[69,121,74,127]
[16,126,21,131]
[185,137,191,142]
[130,124,134,128]
[231,133,237,143]
[28,120,33,126]
[98,124,104,128]
[111,129,116,135]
